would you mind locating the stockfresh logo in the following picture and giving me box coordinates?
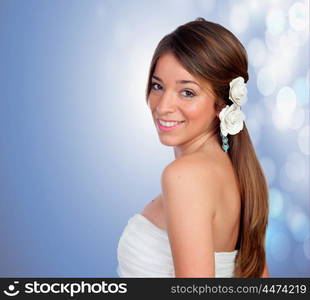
[3,281,20,297]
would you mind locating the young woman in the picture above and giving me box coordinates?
[117,18,269,277]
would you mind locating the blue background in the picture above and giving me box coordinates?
[0,0,309,277]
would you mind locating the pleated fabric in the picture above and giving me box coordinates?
[117,213,238,277]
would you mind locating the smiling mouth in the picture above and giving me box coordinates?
[158,119,185,126]
[156,119,185,131]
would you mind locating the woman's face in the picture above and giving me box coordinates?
[148,52,218,147]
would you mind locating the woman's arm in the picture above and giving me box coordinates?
[161,156,219,277]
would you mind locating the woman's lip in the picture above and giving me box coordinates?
[156,119,185,132]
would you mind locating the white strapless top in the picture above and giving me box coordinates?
[117,213,238,277]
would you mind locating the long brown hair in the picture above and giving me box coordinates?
[145,18,269,277]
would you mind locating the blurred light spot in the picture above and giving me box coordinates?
[288,106,305,130]
[279,165,297,192]
[264,31,299,85]
[278,30,299,58]
[271,110,291,130]
[281,192,293,220]
[286,207,310,242]
[271,189,293,222]
[285,152,306,182]
[229,4,249,33]
[276,86,296,113]
[257,66,277,96]
[272,86,297,130]
[269,187,283,218]
[270,231,291,261]
[298,125,310,155]
[265,30,282,52]
[293,76,309,106]
[266,8,286,35]
[247,38,267,69]
[289,1,307,31]
[303,235,310,260]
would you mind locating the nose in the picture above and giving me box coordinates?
[156,90,177,115]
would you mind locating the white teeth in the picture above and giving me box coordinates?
[158,120,183,127]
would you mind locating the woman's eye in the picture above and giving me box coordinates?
[150,83,196,98]
[181,90,196,98]
[151,82,162,90]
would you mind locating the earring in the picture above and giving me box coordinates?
[220,131,229,152]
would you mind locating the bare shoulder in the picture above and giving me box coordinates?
[161,153,223,201]
[160,153,223,277]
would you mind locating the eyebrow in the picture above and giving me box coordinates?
[152,75,201,88]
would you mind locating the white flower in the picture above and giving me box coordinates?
[229,76,247,106]
[219,104,246,136]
